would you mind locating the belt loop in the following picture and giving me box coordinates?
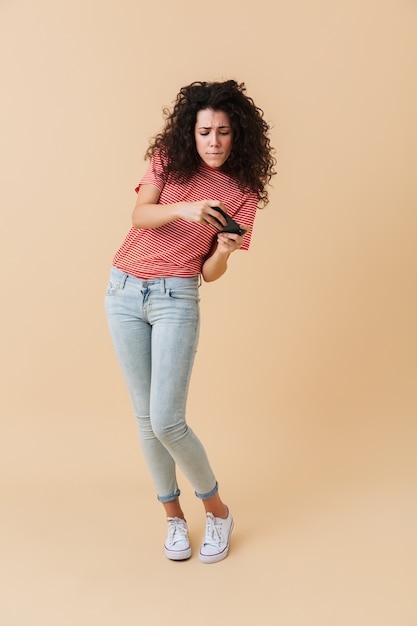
[198,274,202,287]
[160,277,166,294]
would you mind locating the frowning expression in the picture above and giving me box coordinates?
[194,108,233,169]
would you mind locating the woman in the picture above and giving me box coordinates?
[105,80,275,563]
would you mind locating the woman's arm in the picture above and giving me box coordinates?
[132,185,228,230]
[202,227,250,282]
[132,184,179,228]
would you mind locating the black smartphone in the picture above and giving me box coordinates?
[210,206,247,236]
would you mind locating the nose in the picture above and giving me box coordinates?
[209,131,220,147]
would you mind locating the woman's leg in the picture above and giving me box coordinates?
[162,499,185,519]
[161,494,228,519]
[201,493,228,518]
[105,269,181,502]
[148,278,218,500]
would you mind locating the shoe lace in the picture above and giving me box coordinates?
[167,518,187,545]
[203,513,223,547]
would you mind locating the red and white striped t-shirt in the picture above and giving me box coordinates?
[112,150,258,279]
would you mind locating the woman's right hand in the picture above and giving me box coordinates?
[176,201,228,229]
[132,184,228,230]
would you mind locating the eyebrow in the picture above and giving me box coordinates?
[197,125,231,130]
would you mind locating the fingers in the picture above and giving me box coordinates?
[204,203,227,228]
[179,201,225,225]
[187,202,248,237]
[218,224,250,243]
[216,231,244,251]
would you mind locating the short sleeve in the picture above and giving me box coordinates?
[234,193,258,251]
[135,149,167,193]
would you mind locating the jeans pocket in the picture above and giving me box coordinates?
[168,288,200,303]
[106,268,128,296]
[106,280,117,296]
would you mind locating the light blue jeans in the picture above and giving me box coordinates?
[105,266,218,503]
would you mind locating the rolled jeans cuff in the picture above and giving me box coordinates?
[195,481,218,501]
[157,488,181,503]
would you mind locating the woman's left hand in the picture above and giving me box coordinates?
[202,224,251,282]
[215,224,251,254]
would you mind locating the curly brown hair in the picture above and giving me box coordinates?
[145,80,276,206]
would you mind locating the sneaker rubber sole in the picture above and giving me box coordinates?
[164,545,192,561]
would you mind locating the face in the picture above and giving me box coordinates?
[194,108,233,168]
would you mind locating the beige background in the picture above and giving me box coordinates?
[1,1,416,624]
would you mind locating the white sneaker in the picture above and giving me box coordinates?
[164,517,192,561]
[199,509,234,564]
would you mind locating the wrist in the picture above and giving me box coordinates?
[172,202,189,221]
[212,246,231,260]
